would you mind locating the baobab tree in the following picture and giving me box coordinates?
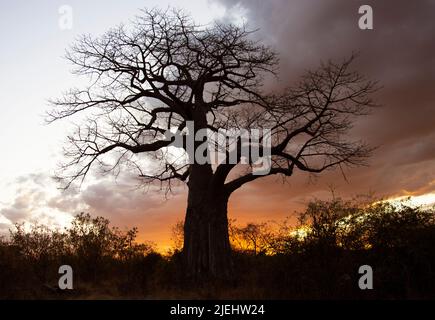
[48,9,378,280]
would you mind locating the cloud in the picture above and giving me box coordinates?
[0,172,187,246]
[0,174,77,236]
[213,0,435,202]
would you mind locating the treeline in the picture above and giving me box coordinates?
[1,199,435,299]
[0,213,168,299]
[229,199,435,299]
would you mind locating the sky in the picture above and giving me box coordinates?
[0,0,434,251]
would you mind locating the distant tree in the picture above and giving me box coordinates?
[67,213,154,262]
[48,8,378,279]
[171,220,184,252]
[230,222,274,255]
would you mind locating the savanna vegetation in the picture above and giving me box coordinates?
[1,198,435,299]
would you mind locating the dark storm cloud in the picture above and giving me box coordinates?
[215,0,435,200]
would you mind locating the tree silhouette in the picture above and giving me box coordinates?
[48,8,378,280]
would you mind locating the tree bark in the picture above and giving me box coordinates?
[183,164,233,280]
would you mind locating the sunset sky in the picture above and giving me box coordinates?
[0,0,434,251]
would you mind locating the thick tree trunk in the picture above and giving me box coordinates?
[183,165,233,280]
